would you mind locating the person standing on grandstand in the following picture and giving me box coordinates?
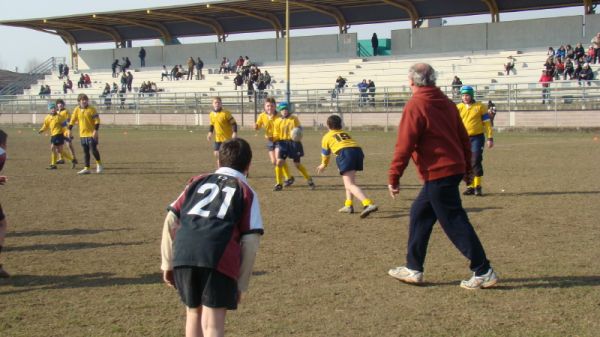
[591,32,600,64]
[255,97,293,187]
[316,115,378,218]
[539,70,554,104]
[186,57,196,80]
[139,47,146,67]
[196,57,204,80]
[0,130,10,278]
[371,33,379,56]
[56,99,78,166]
[111,59,120,78]
[387,63,497,290]
[68,94,103,175]
[38,102,76,170]
[207,97,238,164]
[161,138,263,337]
[272,102,315,191]
[456,85,494,196]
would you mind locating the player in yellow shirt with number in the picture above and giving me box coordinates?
[272,102,314,191]
[316,115,378,218]
[207,97,237,165]
[38,102,76,170]
[456,86,494,196]
[68,94,103,175]
[55,99,78,166]
[255,97,293,187]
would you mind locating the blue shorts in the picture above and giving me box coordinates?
[276,140,304,162]
[213,142,222,151]
[336,147,364,175]
[50,135,65,146]
[80,137,98,146]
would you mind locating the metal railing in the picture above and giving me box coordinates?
[0,57,66,95]
[1,79,600,129]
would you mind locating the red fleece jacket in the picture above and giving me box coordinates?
[388,86,471,185]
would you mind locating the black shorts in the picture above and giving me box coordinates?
[0,203,4,221]
[276,140,304,162]
[213,142,222,151]
[50,135,65,146]
[80,137,98,146]
[173,266,238,310]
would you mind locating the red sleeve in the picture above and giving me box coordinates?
[388,101,422,186]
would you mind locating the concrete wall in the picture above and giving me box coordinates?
[77,33,358,70]
[411,23,487,54]
[487,16,582,50]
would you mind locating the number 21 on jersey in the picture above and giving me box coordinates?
[187,181,236,219]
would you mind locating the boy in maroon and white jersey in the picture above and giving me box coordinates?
[161,138,263,337]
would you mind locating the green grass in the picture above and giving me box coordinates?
[0,127,599,336]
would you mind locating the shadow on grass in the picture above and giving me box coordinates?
[0,272,161,295]
[6,241,145,252]
[489,190,600,197]
[10,227,131,237]
[464,206,503,213]
[101,170,199,175]
[412,275,600,289]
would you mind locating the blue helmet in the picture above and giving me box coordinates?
[460,85,474,97]
[276,102,289,112]
[48,102,57,110]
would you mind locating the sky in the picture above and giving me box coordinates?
[0,0,585,72]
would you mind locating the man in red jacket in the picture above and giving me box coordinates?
[387,63,498,290]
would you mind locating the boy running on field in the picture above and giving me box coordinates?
[161,138,263,337]
[68,94,103,175]
[316,115,378,218]
[207,97,238,165]
[55,99,78,166]
[272,102,315,191]
[38,102,76,170]
[255,97,294,187]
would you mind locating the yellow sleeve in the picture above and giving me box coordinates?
[293,116,301,128]
[209,112,215,126]
[69,108,79,126]
[255,114,264,129]
[39,116,50,132]
[483,120,493,139]
[320,134,331,166]
[272,119,281,141]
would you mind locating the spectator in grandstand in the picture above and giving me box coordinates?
[564,58,575,80]
[371,33,379,56]
[247,77,255,102]
[368,80,376,107]
[111,59,120,78]
[126,71,134,92]
[139,47,146,67]
[387,63,497,290]
[544,56,556,77]
[160,138,263,337]
[63,79,73,94]
[62,64,69,79]
[578,63,594,86]
[547,46,555,56]
[120,72,128,91]
[196,57,204,80]
[487,100,497,126]
[574,43,585,60]
[68,93,103,175]
[456,85,494,196]
[219,57,231,74]
[111,82,119,94]
[504,55,515,75]
[539,70,554,104]
[161,65,170,81]
[573,61,583,80]
[234,72,244,90]
[264,70,272,89]
[122,57,132,72]
[335,76,347,94]
[0,130,10,278]
[587,45,595,64]
[452,76,463,98]
[170,65,179,80]
[591,32,600,63]
[39,85,51,98]
[102,83,111,97]
[77,74,86,89]
[566,44,575,60]
[206,97,238,163]
[58,63,64,79]
[357,79,369,107]
[102,83,112,108]
[83,74,91,88]
[554,57,565,80]
[235,56,244,73]
[316,114,378,218]
[556,45,566,59]
[186,57,196,80]
[243,56,251,72]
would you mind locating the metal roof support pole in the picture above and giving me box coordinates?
[481,0,500,23]
[70,43,79,71]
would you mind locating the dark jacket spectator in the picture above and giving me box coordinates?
[126,71,134,92]
[196,58,204,80]
[187,57,196,80]
[111,59,120,78]
[139,47,146,67]
[578,63,594,86]
[234,73,243,90]
[371,33,379,56]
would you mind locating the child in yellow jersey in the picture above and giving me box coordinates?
[207,97,237,165]
[38,102,76,170]
[254,97,293,187]
[316,115,378,218]
[272,102,315,191]
[68,94,103,175]
[55,99,78,167]
[456,86,494,196]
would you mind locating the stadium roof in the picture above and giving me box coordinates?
[0,0,594,45]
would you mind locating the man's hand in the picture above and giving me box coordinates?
[92,130,99,142]
[487,138,494,149]
[388,184,400,199]
[206,132,212,142]
[163,270,176,288]
[316,164,326,174]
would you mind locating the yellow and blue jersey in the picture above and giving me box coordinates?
[456,101,493,138]
[58,108,71,137]
[40,113,68,136]
[209,109,236,142]
[70,106,100,137]
[273,115,300,141]
[320,129,361,166]
[255,112,279,139]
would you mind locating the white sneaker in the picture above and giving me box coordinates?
[338,206,354,214]
[460,268,498,290]
[77,168,91,175]
[96,165,104,174]
[388,266,423,285]
[360,204,378,218]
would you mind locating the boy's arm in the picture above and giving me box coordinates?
[161,211,180,287]
[238,233,261,292]
[38,118,48,133]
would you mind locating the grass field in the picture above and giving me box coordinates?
[0,126,599,337]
